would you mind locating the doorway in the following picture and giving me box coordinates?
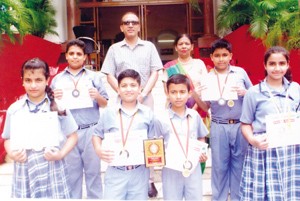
[97,3,188,63]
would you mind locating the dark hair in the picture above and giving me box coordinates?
[21,58,66,116]
[174,33,193,46]
[264,46,292,81]
[117,69,141,85]
[166,74,191,92]
[211,38,232,54]
[66,39,86,54]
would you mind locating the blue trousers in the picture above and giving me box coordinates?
[210,122,248,201]
[104,165,149,200]
[65,126,103,199]
[162,165,203,200]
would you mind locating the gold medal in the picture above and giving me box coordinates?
[227,99,234,107]
[182,168,191,177]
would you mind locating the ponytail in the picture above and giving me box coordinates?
[45,85,66,116]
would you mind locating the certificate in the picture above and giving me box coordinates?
[165,134,208,173]
[266,112,300,148]
[10,112,62,151]
[201,73,238,101]
[102,129,147,166]
[55,80,93,110]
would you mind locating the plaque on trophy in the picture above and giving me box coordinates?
[143,138,166,167]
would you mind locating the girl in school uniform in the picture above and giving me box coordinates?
[1,58,78,198]
[240,46,300,200]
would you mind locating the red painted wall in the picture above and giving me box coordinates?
[196,25,300,85]
[0,34,61,110]
[0,34,62,163]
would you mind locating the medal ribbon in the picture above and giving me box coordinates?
[215,69,230,100]
[169,115,190,160]
[119,109,137,149]
[265,82,292,130]
[265,82,290,113]
[69,70,85,91]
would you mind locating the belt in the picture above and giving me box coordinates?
[212,119,240,124]
[112,165,141,171]
[253,131,266,135]
[78,122,97,130]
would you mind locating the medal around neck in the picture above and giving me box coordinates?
[183,160,193,170]
[227,99,234,107]
[72,89,80,97]
[182,160,193,177]
[182,168,191,177]
[218,98,226,106]
[119,149,129,159]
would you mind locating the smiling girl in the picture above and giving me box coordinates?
[240,46,300,200]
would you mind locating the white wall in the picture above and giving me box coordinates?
[44,0,67,44]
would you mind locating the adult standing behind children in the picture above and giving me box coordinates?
[100,11,163,197]
[2,58,78,198]
[197,39,252,201]
[93,69,154,200]
[162,33,208,110]
[240,46,300,200]
[51,39,109,199]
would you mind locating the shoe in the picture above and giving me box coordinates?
[148,182,158,198]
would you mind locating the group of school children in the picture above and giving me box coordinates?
[2,36,300,201]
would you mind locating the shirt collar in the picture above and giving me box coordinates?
[260,77,291,93]
[213,65,235,74]
[167,105,192,119]
[24,94,50,105]
[120,37,144,48]
[64,66,86,76]
[116,101,145,116]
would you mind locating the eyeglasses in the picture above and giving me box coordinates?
[122,21,139,26]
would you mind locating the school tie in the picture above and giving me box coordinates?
[26,99,47,113]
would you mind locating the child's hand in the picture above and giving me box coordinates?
[194,84,207,97]
[231,84,247,96]
[9,149,27,163]
[96,148,115,163]
[250,134,268,150]
[89,87,99,99]
[199,153,208,163]
[137,93,146,104]
[53,89,63,100]
[44,147,62,161]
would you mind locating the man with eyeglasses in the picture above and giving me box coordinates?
[100,11,163,198]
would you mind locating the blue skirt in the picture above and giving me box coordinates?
[240,144,300,200]
[11,150,71,198]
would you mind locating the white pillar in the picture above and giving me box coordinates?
[44,0,67,43]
